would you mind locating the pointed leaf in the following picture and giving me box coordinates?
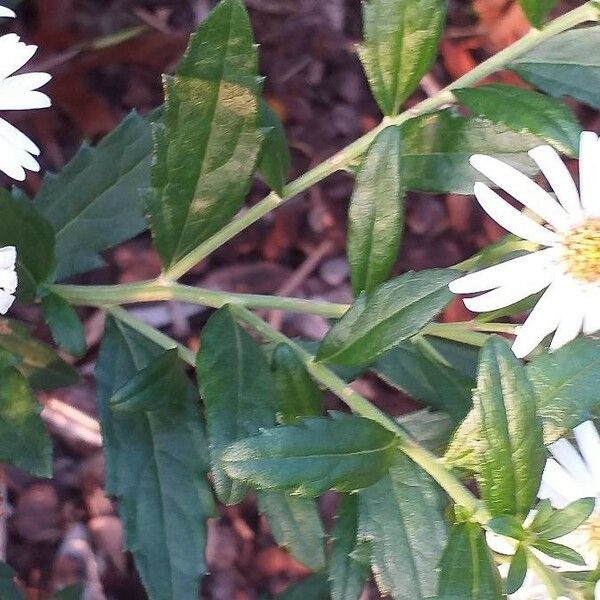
[148,0,263,270]
[271,343,322,423]
[330,494,369,600]
[222,413,398,496]
[318,269,459,366]
[0,318,78,389]
[358,0,446,115]
[347,126,404,295]
[511,27,600,110]
[197,306,277,504]
[256,491,325,571]
[42,292,86,358]
[532,540,587,566]
[506,544,528,595]
[487,515,525,540]
[35,112,152,279]
[0,189,54,302]
[372,342,473,422]
[446,337,545,518]
[518,0,558,28]
[527,337,600,443]
[399,110,543,194]
[96,317,215,600]
[358,455,448,600]
[533,498,595,541]
[454,84,580,156]
[437,523,503,600]
[258,99,290,195]
[0,366,52,477]
[110,348,182,413]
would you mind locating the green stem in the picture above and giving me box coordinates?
[106,306,196,367]
[53,281,350,319]
[229,304,487,519]
[164,2,598,281]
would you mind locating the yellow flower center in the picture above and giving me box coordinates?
[561,218,600,282]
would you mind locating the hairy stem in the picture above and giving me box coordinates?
[229,304,487,519]
[164,2,598,281]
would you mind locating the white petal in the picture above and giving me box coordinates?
[0,35,37,81]
[0,246,16,270]
[0,134,25,180]
[539,457,585,507]
[550,277,585,351]
[0,290,15,314]
[529,145,583,220]
[0,117,39,154]
[573,421,600,494]
[0,7,15,18]
[463,267,555,313]
[473,183,559,247]
[548,438,595,496]
[511,280,563,358]
[0,268,17,294]
[470,154,570,231]
[579,132,600,217]
[595,579,600,600]
[449,248,558,295]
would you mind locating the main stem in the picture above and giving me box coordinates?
[229,304,487,520]
[164,2,598,281]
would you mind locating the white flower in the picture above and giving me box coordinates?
[0,245,16,313]
[0,8,51,181]
[508,421,600,599]
[449,132,600,358]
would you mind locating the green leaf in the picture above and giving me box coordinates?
[527,337,600,443]
[358,0,446,115]
[533,498,595,541]
[424,336,480,379]
[372,342,473,422]
[396,410,454,452]
[41,292,86,358]
[275,574,331,600]
[147,0,263,270]
[110,348,183,413]
[511,27,600,110]
[318,269,459,366]
[454,84,580,156]
[487,515,525,540]
[222,412,398,496]
[347,126,404,296]
[518,0,557,28]
[0,563,24,600]
[197,306,277,505]
[0,366,52,477]
[0,318,78,389]
[506,544,528,595]
[256,490,325,571]
[532,540,587,567]
[271,343,322,424]
[96,316,215,600]
[399,110,543,194]
[437,523,503,600]
[358,455,448,600]
[35,112,152,279]
[446,337,545,518]
[0,189,54,302]
[258,99,290,195]
[330,494,369,600]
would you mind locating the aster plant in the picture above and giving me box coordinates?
[2,0,600,599]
